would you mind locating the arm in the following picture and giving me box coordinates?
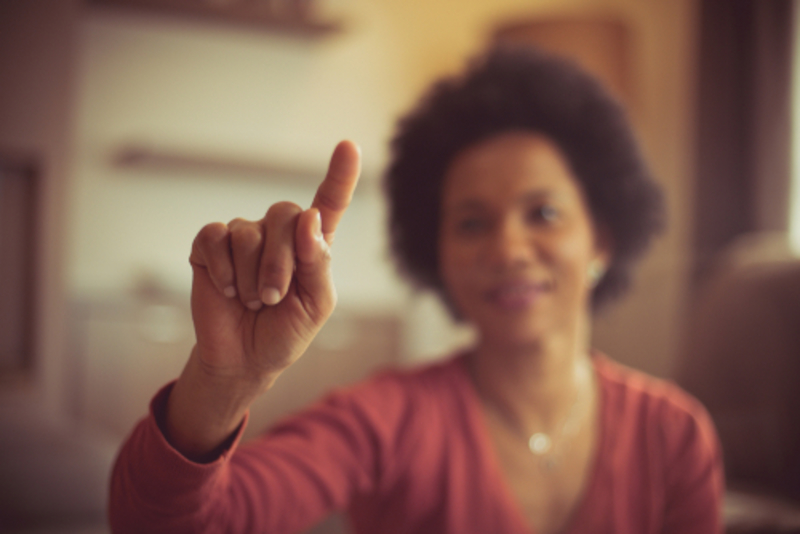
[109,141,362,533]
[109,380,384,534]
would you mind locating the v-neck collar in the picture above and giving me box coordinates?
[452,352,610,534]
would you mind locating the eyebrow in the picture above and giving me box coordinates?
[445,189,560,213]
[446,199,487,213]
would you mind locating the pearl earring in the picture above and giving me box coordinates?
[588,260,606,287]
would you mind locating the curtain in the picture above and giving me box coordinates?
[685,0,799,498]
[693,0,794,283]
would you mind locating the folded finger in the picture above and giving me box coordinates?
[260,202,303,306]
[228,218,265,311]
[190,222,236,298]
[294,208,336,319]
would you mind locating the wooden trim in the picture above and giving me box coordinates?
[87,0,344,38]
[111,143,378,192]
[114,143,323,182]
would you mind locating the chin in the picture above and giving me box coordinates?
[476,311,554,347]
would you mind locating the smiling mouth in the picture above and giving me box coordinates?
[485,282,550,310]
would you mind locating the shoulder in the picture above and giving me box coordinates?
[595,354,711,423]
[324,354,468,414]
[594,353,721,466]
[592,356,725,529]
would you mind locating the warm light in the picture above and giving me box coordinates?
[791,0,800,255]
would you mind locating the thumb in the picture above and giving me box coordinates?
[293,208,336,318]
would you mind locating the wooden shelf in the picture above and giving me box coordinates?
[87,0,344,38]
[113,143,325,183]
[111,142,377,193]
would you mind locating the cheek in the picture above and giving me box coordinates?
[439,241,466,286]
[438,239,478,303]
[548,227,596,275]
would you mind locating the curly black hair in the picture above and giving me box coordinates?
[384,46,665,312]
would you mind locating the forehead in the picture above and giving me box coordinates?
[441,132,583,208]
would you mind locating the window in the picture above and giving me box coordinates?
[791,0,800,255]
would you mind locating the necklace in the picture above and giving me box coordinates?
[527,381,589,472]
[485,359,594,473]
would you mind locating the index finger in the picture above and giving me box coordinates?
[311,140,361,245]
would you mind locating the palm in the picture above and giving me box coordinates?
[191,268,318,375]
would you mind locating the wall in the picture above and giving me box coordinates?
[26,0,705,470]
[69,0,700,380]
[0,0,707,451]
[0,0,701,529]
[0,0,79,423]
[374,0,700,376]
[378,0,701,377]
[69,4,409,310]
[0,0,701,421]
[588,0,700,377]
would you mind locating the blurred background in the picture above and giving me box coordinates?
[1,0,800,532]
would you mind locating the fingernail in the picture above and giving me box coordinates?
[223,286,236,298]
[313,210,323,241]
[246,300,262,311]
[261,287,281,306]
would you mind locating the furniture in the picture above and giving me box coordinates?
[677,234,800,532]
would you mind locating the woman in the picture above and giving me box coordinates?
[110,48,723,534]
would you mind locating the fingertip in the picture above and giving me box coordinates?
[261,287,281,306]
[223,286,237,298]
[339,139,361,156]
[246,300,263,311]
[332,140,361,176]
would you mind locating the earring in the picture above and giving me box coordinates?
[588,260,606,287]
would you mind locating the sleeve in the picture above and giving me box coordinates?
[659,393,726,534]
[109,375,406,534]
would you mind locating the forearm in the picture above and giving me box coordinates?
[110,372,379,534]
[109,382,248,534]
[164,345,280,462]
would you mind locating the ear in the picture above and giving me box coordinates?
[591,222,614,271]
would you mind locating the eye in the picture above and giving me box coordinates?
[529,204,559,224]
[455,216,488,236]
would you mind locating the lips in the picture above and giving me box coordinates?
[484,281,550,310]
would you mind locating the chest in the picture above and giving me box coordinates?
[354,369,679,534]
[483,405,599,534]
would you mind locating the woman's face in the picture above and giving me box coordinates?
[438,132,609,345]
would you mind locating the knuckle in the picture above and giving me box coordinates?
[266,201,303,223]
[314,189,347,212]
[195,222,228,247]
[230,223,262,250]
[320,245,333,263]
[262,259,292,281]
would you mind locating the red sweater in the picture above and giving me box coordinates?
[109,354,724,533]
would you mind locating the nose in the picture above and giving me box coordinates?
[483,217,535,271]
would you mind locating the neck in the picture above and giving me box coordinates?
[467,313,594,432]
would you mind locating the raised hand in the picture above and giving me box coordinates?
[165,141,361,460]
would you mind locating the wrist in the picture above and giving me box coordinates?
[163,346,278,461]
